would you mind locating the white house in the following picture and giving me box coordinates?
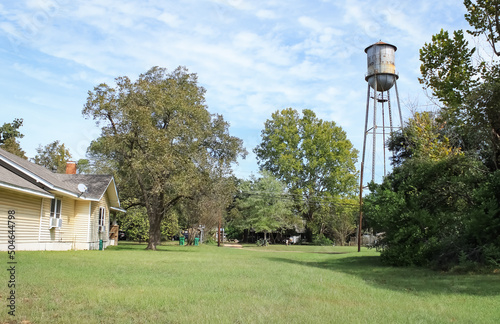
[0,148,125,250]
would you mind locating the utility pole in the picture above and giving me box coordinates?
[358,162,364,252]
[217,219,221,247]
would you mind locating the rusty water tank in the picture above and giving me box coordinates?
[365,41,398,92]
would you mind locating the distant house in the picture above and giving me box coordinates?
[0,148,125,251]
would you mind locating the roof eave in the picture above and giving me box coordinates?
[0,181,54,199]
[99,177,121,208]
[0,155,54,190]
[110,206,127,213]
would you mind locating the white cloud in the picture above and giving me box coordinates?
[298,16,323,32]
[256,9,276,19]
[0,0,470,178]
[157,12,181,27]
[12,63,76,89]
[211,0,253,11]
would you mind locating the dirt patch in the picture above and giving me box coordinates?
[223,243,243,248]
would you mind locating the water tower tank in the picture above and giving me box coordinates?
[365,41,398,92]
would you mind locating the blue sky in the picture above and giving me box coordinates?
[0,0,469,181]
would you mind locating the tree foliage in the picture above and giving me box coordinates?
[0,118,26,159]
[419,2,500,169]
[313,197,358,246]
[230,171,300,240]
[117,206,179,243]
[365,155,500,269]
[464,0,500,56]
[83,66,246,250]
[32,140,72,173]
[419,29,477,108]
[254,108,358,239]
[388,111,462,166]
[179,170,237,245]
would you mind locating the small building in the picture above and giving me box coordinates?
[0,148,125,251]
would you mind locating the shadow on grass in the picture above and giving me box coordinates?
[108,242,198,252]
[267,255,500,297]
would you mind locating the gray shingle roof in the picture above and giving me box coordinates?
[53,174,113,200]
[0,166,52,196]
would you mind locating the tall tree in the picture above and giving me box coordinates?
[0,118,26,159]
[179,165,238,245]
[254,108,358,240]
[313,196,358,246]
[32,140,72,173]
[419,1,500,169]
[232,171,299,241]
[83,66,246,250]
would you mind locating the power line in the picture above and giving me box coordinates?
[237,190,359,207]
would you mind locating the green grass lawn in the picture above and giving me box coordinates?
[4,243,500,323]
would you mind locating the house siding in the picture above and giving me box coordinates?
[34,196,77,250]
[89,194,111,250]
[0,187,116,251]
[0,188,42,250]
[73,200,91,246]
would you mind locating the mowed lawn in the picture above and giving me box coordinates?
[5,243,500,324]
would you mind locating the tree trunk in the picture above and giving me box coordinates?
[303,207,315,242]
[243,229,249,243]
[146,213,162,250]
[304,226,313,243]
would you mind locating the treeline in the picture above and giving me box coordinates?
[364,0,500,270]
[2,68,360,249]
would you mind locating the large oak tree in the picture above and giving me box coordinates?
[83,66,246,250]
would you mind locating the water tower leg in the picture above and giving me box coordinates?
[388,91,393,133]
[394,81,403,127]
[372,76,378,183]
[381,91,386,177]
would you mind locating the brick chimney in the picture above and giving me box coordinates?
[66,161,77,174]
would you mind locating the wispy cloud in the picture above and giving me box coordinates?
[0,0,468,178]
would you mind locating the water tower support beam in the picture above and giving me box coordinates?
[395,81,403,127]
[388,90,394,133]
[372,75,378,183]
[381,91,387,177]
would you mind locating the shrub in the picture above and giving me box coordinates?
[312,234,333,246]
[364,155,500,270]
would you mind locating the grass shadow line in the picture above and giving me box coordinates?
[267,255,500,297]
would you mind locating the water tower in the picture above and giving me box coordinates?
[361,41,402,184]
[358,41,403,251]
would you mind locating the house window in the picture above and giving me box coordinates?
[50,198,62,218]
[49,198,63,228]
[98,207,106,232]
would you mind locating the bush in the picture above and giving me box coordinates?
[119,207,149,243]
[256,239,269,246]
[204,237,217,245]
[312,234,333,246]
[364,155,500,270]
